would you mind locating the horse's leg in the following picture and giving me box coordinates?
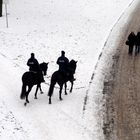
[49,96,52,104]
[59,84,63,100]
[64,82,67,95]
[25,86,32,106]
[39,84,44,94]
[70,81,73,93]
[48,80,56,104]
[34,84,39,99]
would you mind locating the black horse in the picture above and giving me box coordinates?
[48,60,77,104]
[20,62,48,106]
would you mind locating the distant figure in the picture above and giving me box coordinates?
[27,53,45,82]
[135,32,140,55]
[126,32,136,55]
[56,51,69,76]
[0,0,2,17]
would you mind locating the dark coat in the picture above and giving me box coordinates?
[135,32,140,46]
[57,56,69,72]
[126,32,136,46]
[27,57,40,72]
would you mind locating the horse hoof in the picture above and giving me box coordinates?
[60,98,63,101]
[40,91,44,94]
[65,93,67,95]
[24,103,27,106]
[34,97,37,99]
[49,98,51,104]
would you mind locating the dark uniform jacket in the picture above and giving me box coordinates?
[57,56,69,72]
[27,58,39,72]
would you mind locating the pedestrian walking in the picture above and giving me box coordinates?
[135,32,140,55]
[125,32,136,55]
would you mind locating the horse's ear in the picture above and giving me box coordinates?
[76,61,78,63]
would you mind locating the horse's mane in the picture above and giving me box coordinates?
[67,60,77,73]
[69,59,75,64]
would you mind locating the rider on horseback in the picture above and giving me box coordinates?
[27,53,45,82]
[57,51,69,75]
[27,53,39,72]
[57,51,75,81]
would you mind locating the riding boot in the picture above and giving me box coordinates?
[72,78,76,81]
[69,74,76,81]
[72,75,76,81]
[37,71,45,83]
[40,73,45,82]
[41,77,45,82]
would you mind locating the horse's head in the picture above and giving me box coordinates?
[69,59,77,74]
[40,62,49,76]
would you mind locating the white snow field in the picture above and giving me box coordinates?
[0,0,139,140]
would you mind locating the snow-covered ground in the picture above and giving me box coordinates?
[0,0,137,139]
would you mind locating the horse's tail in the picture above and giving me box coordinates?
[48,74,56,97]
[20,83,26,99]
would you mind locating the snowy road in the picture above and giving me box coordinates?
[99,0,140,139]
